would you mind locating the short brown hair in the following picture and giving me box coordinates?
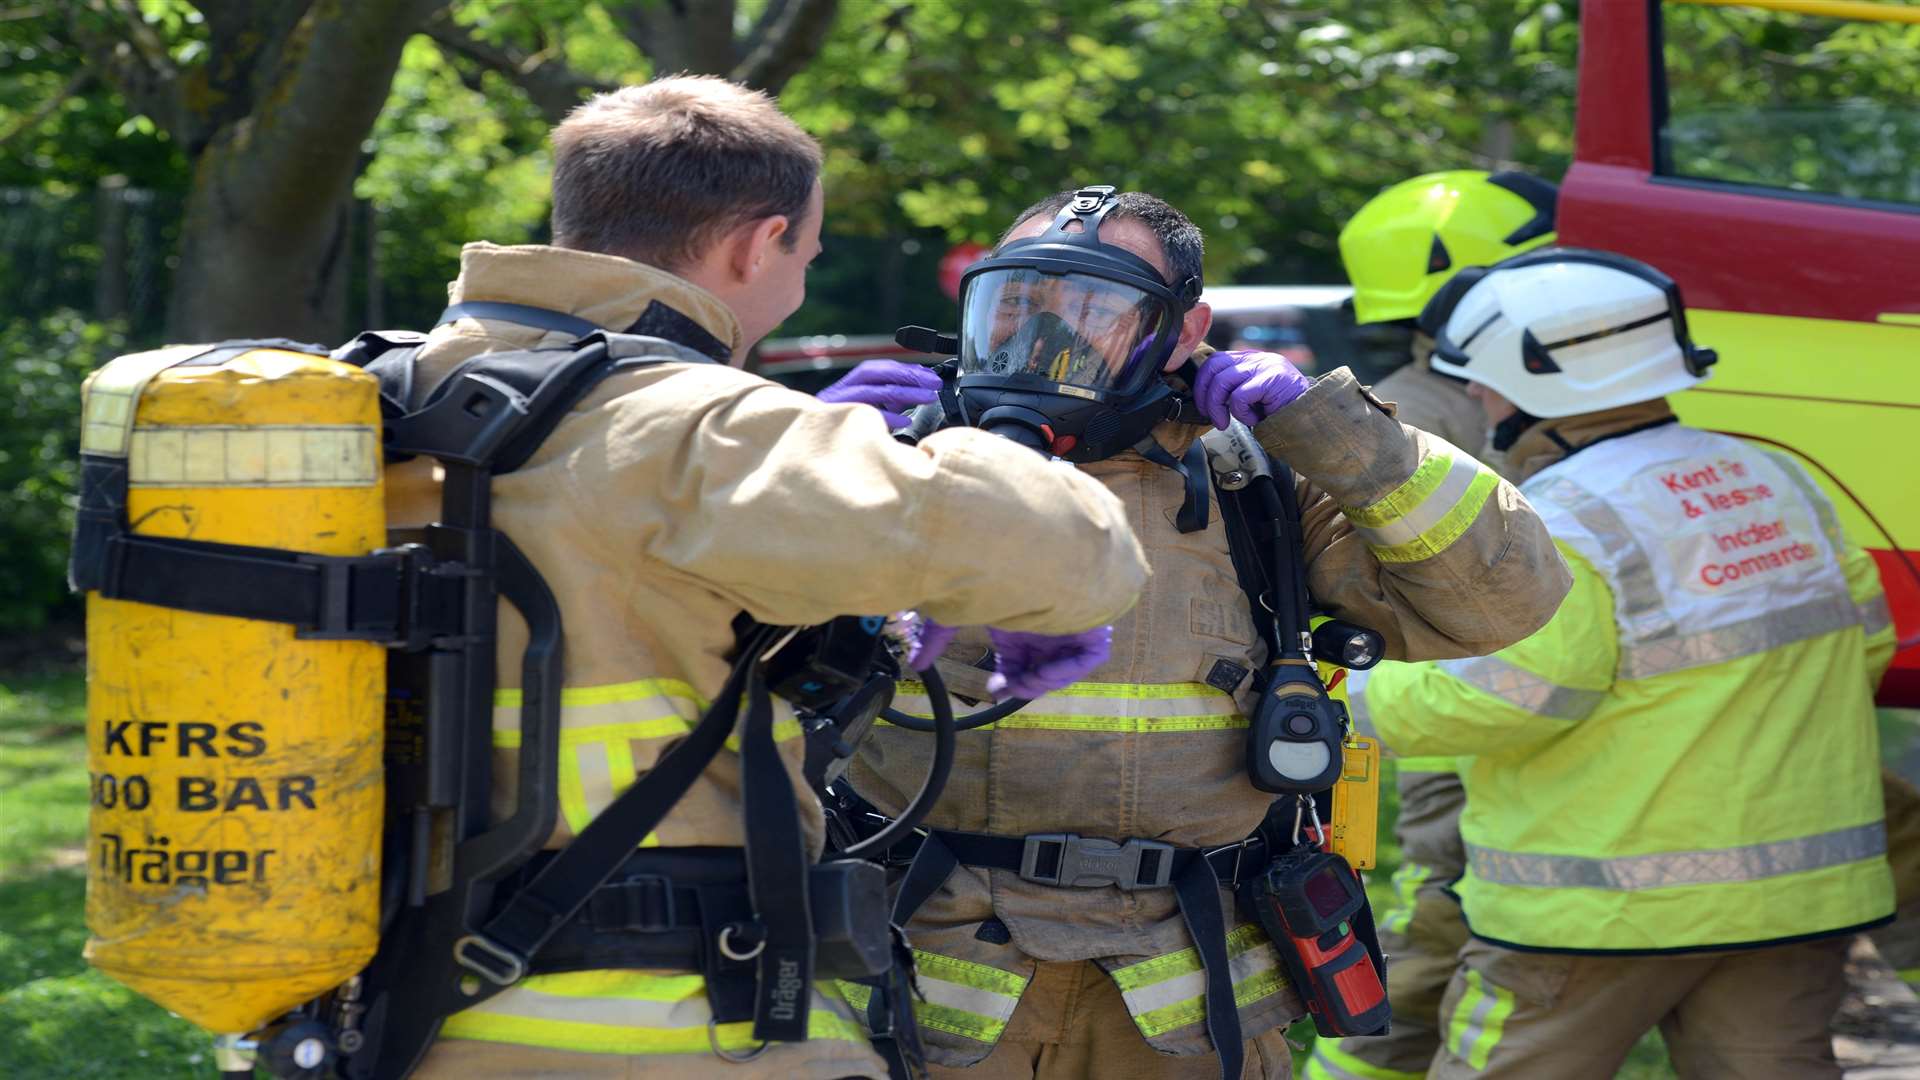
[550,76,823,271]
[1002,190,1205,293]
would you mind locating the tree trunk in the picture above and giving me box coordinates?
[163,0,444,343]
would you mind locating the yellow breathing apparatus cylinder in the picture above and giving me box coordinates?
[78,344,386,1037]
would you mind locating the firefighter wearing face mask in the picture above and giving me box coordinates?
[819,186,1572,1080]
[1307,169,1558,1080]
[1352,248,1894,1079]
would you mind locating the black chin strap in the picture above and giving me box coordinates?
[1136,436,1211,534]
[1490,409,1541,452]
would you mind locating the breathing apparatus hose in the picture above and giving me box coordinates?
[836,663,958,859]
[880,693,1031,733]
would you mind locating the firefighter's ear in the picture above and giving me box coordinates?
[1167,300,1214,369]
[729,213,792,284]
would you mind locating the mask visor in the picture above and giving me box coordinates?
[958,268,1173,396]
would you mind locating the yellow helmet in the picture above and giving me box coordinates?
[1339,170,1558,325]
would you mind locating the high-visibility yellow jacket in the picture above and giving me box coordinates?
[1355,401,1896,953]
[389,243,1152,1077]
[850,358,1572,1066]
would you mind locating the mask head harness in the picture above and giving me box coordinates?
[944,185,1202,461]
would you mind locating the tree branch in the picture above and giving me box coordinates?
[67,0,190,141]
[613,0,737,76]
[0,67,91,152]
[424,9,611,125]
[731,0,838,94]
[737,0,793,64]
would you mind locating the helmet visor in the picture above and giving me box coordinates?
[958,268,1173,395]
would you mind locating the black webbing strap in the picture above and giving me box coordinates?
[740,661,817,1041]
[886,829,1256,1080]
[93,533,441,641]
[1173,858,1244,1080]
[459,625,778,983]
[1137,437,1212,534]
[1213,455,1309,664]
[436,301,603,340]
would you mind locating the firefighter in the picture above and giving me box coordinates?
[1355,247,1895,1078]
[829,187,1572,1079]
[1306,169,1558,1080]
[392,77,1153,1079]
[1336,170,1558,459]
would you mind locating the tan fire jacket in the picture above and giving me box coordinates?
[850,358,1571,1064]
[1372,358,1489,461]
[391,243,1150,1077]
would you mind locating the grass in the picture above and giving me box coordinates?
[13,668,1873,1077]
[0,669,208,1079]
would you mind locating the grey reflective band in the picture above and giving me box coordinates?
[1468,820,1886,891]
[1531,476,1668,629]
[1619,592,1863,681]
[1353,453,1483,548]
[1765,450,1846,551]
[1861,596,1893,637]
[1436,654,1606,721]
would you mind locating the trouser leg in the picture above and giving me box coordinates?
[1658,938,1849,1080]
[931,960,1293,1080]
[1426,940,1701,1080]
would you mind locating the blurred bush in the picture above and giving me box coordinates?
[0,311,125,633]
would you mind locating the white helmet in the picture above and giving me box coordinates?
[1420,248,1716,418]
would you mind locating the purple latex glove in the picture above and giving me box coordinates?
[904,615,959,671]
[1191,349,1312,430]
[986,626,1112,700]
[817,360,942,429]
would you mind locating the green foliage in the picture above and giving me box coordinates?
[0,314,126,634]
[1661,6,1920,205]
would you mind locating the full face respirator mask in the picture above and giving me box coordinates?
[896,185,1203,462]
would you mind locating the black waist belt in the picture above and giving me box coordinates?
[903,829,1266,890]
[881,828,1270,1080]
[512,847,736,976]
[506,847,894,989]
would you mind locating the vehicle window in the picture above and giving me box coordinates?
[1658,3,1920,208]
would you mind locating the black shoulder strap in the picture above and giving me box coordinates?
[1204,426,1311,662]
[438,301,603,340]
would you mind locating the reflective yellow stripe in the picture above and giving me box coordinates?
[1344,445,1460,530]
[1446,967,1514,1070]
[1110,924,1286,1038]
[888,681,1242,732]
[79,345,211,455]
[1305,1040,1428,1080]
[491,716,806,750]
[1392,755,1460,773]
[908,950,1029,1043]
[497,678,704,710]
[491,679,799,836]
[440,974,868,1053]
[1379,861,1433,936]
[1358,468,1500,564]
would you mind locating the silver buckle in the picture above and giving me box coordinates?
[452,933,527,987]
[1019,833,1176,889]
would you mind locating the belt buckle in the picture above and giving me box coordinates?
[1020,833,1176,890]
[589,873,676,932]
